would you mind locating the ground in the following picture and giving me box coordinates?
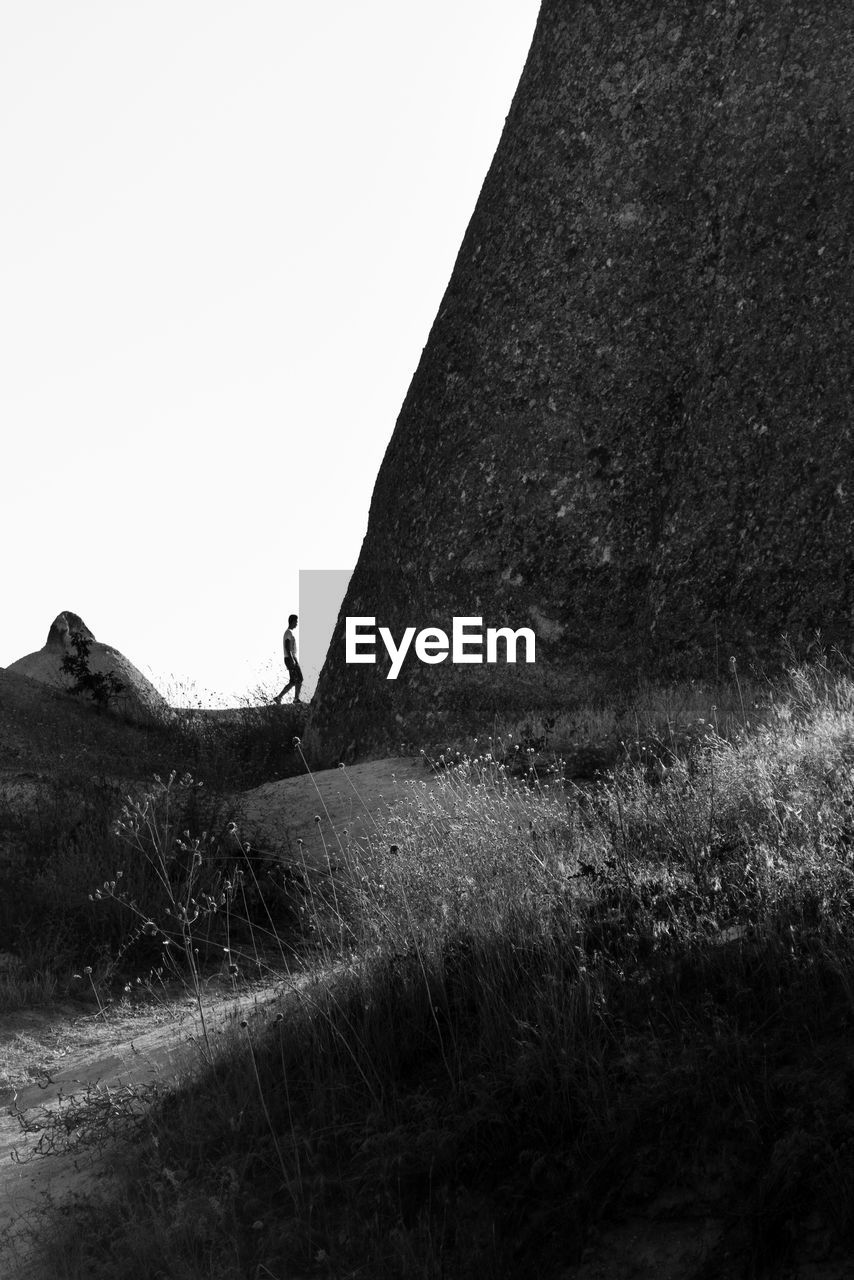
[0,978,303,1277]
[0,665,445,1276]
[4,667,853,1278]
[238,754,440,856]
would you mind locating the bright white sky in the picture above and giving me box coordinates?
[0,1,540,705]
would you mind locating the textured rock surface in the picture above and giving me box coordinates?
[314,0,854,752]
[7,611,171,722]
[43,611,95,651]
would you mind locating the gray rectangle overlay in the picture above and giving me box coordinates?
[297,569,353,699]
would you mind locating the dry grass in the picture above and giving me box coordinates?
[16,656,854,1278]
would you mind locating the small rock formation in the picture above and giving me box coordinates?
[43,611,95,651]
[312,0,854,754]
[7,611,171,722]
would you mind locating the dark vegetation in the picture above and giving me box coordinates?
[13,655,854,1278]
[0,666,309,1004]
[60,630,127,709]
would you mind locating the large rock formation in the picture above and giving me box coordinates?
[7,611,171,722]
[313,0,854,752]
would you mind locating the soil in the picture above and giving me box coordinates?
[237,754,440,858]
[0,978,308,1278]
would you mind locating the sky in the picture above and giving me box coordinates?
[0,1,541,705]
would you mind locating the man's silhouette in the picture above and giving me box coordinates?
[274,613,303,703]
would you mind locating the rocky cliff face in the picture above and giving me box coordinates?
[313,0,854,753]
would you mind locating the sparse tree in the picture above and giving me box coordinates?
[61,629,126,709]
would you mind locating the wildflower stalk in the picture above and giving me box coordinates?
[293,738,347,858]
[84,966,108,1022]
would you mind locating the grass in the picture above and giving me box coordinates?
[6,654,854,1277]
[0,683,312,1013]
[434,659,774,782]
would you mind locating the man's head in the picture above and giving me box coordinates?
[288,613,298,628]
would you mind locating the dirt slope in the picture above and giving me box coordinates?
[0,979,308,1278]
[0,666,172,782]
[237,755,439,858]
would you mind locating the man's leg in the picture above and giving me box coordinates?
[275,660,298,704]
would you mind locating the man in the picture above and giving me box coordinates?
[274,613,303,704]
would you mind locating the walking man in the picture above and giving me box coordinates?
[274,613,303,704]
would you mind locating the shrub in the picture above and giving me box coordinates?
[61,630,126,709]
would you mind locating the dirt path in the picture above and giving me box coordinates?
[0,756,438,1278]
[0,978,313,1278]
[0,752,437,1274]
